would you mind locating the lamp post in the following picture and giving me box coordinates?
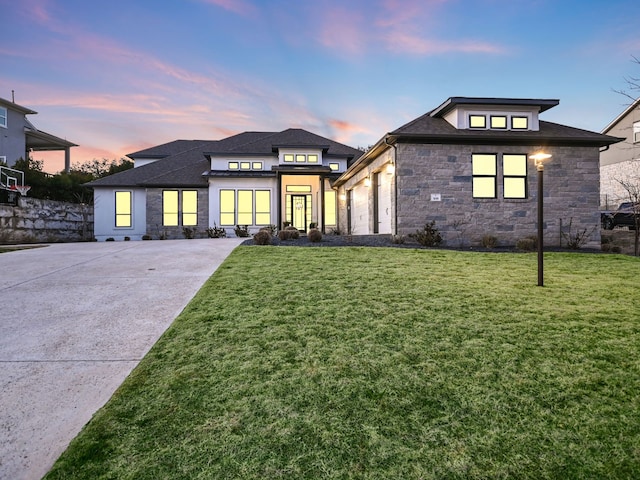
[529,152,552,287]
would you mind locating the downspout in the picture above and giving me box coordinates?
[384,136,398,235]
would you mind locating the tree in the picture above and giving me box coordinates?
[71,158,133,179]
[613,54,640,102]
[616,169,640,256]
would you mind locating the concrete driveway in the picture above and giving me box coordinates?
[0,238,243,480]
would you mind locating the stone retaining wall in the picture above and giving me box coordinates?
[0,197,93,243]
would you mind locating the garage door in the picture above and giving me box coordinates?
[350,183,369,234]
[377,172,392,234]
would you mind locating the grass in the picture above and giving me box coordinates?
[45,247,640,479]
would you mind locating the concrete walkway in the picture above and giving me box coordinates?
[0,238,243,480]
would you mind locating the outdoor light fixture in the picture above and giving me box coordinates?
[529,152,552,286]
[386,163,395,175]
[364,176,371,187]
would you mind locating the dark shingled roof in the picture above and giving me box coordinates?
[389,111,623,147]
[88,129,363,188]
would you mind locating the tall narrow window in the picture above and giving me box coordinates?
[503,154,528,199]
[255,190,271,225]
[115,191,132,227]
[472,154,497,198]
[237,190,253,225]
[325,190,337,226]
[220,190,235,225]
[633,121,640,144]
[182,190,198,225]
[0,107,7,128]
[163,190,179,226]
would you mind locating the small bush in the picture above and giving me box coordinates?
[278,229,292,241]
[309,222,317,229]
[182,227,197,239]
[106,237,115,242]
[482,235,498,249]
[253,229,272,245]
[329,227,342,236]
[124,236,131,241]
[284,226,300,239]
[409,221,443,247]
[206,224,226,238]
[308,228,322,243]
[234,225,250,238]
[142,235,152,241]
[516,236,537,251]
[561,218,597,250]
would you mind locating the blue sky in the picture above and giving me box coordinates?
[2,0,640,172]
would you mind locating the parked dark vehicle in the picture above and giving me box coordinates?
[601,202,640,230]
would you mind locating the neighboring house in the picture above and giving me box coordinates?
[333,97,622,248]
[600,97,640,208]
[87,129,362,240]
[88,97,622,247]
[0,96,77,173]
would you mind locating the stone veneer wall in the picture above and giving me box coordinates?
[395,143,601,249]
[600,159,640,209]
[145,188,209,239]
[0,197,93,243]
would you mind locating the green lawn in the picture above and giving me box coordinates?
[45,247,640,479]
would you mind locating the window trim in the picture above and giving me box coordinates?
[0,107,7,128]
[220,189,272,226]
[329,162,340,171]
[228,162,239,170]
[633,121,640,144]
[283,154,294,163]
[471,153,497,199]
[114,191,133,228]
[182,190,198,226]
[502,154,528,199]
[220,189,236,226]
[162,190,179,226]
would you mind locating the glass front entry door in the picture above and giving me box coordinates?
[291,195,307,231]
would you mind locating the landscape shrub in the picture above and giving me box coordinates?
[253,229,272,245]
[482,234,498,249]
[284,226,300,239]
[182,227,197,239]
[516,236,537,251]
[308,228,322,243]
[234,225,250,237]
[409,221,442,247]
[206,224,226,238]
[392,234,405,244]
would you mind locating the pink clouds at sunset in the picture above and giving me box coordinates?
[2,0,639,172]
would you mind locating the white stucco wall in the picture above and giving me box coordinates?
[93,187,147,240]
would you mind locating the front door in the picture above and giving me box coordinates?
[291,195,307,231]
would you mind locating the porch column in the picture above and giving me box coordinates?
[64,147,71,173]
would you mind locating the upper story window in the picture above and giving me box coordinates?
[228,161,263,170]
[490,116,507,129]
[511,116,528,130]
[329,163,340,171]
[633,121,640,144]
[282,153,321,164]
[469,115,486,128]
[284,154,294,162]
[0,107,7,128]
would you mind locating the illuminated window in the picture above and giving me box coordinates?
[284,154,294,162]
[329,163,340,171]
[503,154,528,199]
[240,162,251,170]
[308,154,318,163]
[252,162,263,170]
[115,191,132,227]
[255,190,271,225]
[220,190,235,226]
[472,154,497,198]
[286,185,312,192]
[469,115,486,128]
[228,162,239,170]
[512,116,528,130]
[0,107,6,128]
[490,116,507,129]
[182,190,198,225]
[237,190,253,224]
[296,154,306,163]
[163,190,179,226]
[324,190,336,226]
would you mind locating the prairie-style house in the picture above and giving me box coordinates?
[89,97,621,248]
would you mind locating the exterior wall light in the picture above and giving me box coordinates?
[364,176,371,187]
[386,163,395,175]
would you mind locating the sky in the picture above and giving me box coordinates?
[2,0,640,173]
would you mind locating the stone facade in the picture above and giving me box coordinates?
[145,188,209,239]
[0,197,93,243]
[391,143,601,248]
